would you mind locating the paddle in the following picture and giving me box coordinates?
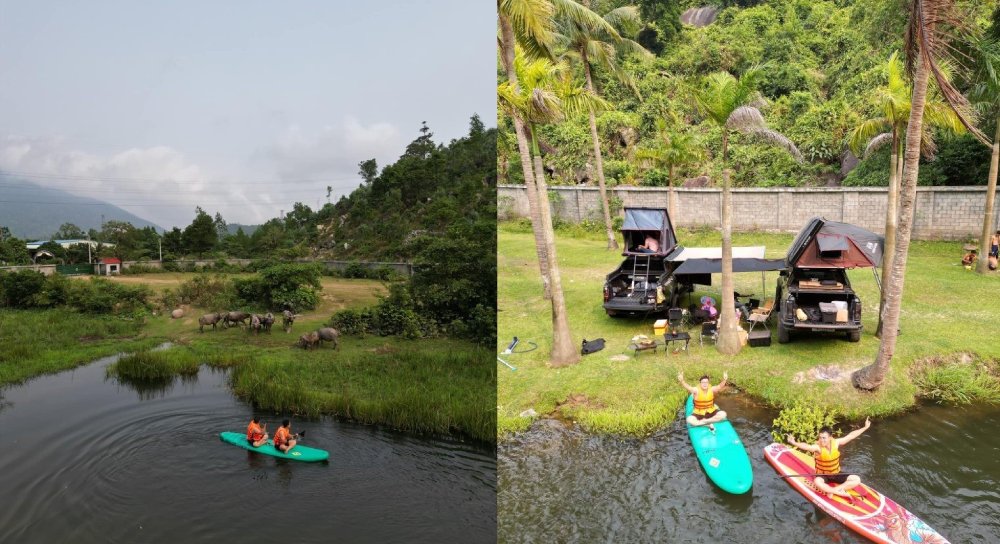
[778,472,846,479]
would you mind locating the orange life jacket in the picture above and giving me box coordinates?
[246,421,264,441]
[815,440,840,474]
[274,427,290,446]
[693,388,715,416]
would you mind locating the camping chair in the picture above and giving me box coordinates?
[748,299,774,333]
[668,307,684,331]
[700,321,718,346]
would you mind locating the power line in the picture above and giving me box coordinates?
[0,169,365,186]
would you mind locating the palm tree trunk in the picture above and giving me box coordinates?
[977,116,1000,274]
[668,164,677,220]
[582,55,618,250]
[876,133,900,337]
[499,13,552,298]
[853,54,931,390]
[717,168,741,355]
[531,136,580,367]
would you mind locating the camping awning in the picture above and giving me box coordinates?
[666,246,767,261]
[673,257,786,275]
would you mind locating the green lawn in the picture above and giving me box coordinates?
[498,221,1000,437]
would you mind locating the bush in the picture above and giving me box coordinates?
[233,262,322,311]
[66,277,151,315]
[771,401,837,443]
[173,274,237,309]
[0,270,47,308]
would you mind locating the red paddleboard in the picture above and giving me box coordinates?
[764,443,950,544]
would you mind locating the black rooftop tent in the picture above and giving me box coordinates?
[786,217,884,269]
[620,207,677,256]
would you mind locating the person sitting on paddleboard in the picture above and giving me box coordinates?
[246,417,268,448]
[274,419,300,453]
[677,372,728,433]
[786,418,871,500]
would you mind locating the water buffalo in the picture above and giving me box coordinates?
[315,327,340,350]
[298,331,320,350]
[198,312,223,332]
[224,311,251,328]
[249,314,262,335]
[282,310,300,333]
[261,312,275,333]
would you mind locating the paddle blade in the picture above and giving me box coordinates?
[298,430,306,438]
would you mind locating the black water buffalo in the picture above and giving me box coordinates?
[224,311,251,328]
[261,312,275,333]
[198,312,223,332]
[298,331,320,350]
[316,327,340,349]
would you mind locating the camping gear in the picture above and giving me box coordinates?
[764,442,950,543]
[219,431,329,462]
[748,328,771,347]
[581,338,606,355]
[620,207,677,257]
[653,319,668,336]
[819,302,838,323]
[684,395,752,494]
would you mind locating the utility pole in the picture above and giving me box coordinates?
[158,235,162,262]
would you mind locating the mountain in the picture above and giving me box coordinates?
[0,177,161,239]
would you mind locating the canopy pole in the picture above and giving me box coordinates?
[761,271,766,301]
[872,267,882,294]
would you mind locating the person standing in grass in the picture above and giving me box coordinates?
[786,419,871,500]
[991,231,999,259]
[678,371,728,432]
[246,417,269,448]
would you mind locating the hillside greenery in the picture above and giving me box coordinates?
[497,0,997,191]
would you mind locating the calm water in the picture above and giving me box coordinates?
[0,354,496,543]
[498,395,1000,543]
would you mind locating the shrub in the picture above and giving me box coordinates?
[173,274,237,309]
[66,277,151,314]
[771,401,837,443]
[0,270,47,308]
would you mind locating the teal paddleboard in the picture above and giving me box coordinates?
[684,395,752,494]
[219,431,329,462]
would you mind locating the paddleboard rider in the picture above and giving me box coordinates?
[274,419,299,453]
[246,417,268,448]
[678,372,728,432]
[786,418,871,499]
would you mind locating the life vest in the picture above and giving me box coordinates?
[246,421,264,441]
[274,427,290,447]
[815,440,840,474]
[693,388,715,416]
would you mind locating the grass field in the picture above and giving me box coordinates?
[498,221,1000,438]
[5,273,495,443]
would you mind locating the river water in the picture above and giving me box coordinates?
[0,354,496,543]
[498,395,1000,543]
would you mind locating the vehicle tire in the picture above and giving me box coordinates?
[607,310,620,318]
[847,329,861,342]
[777,320,790,344]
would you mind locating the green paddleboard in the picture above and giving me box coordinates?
[684,395,752,494]
[219,431,329,462]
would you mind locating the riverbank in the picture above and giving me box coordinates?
[2,275,495,444]
[497,221,1000,438]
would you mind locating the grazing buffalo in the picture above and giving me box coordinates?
[198,312,223,332]
[249,314,262,335]
[282,310,299,333]
[298,331,320,350]
[261,312,275,333]
[316,327,340,350]
[224,311,252,328]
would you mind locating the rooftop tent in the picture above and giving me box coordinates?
[786,217,884,269]
[620,207,677,256]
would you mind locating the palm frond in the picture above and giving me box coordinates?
[603,6,643,37]
[551,0,619,38]
[746,129,804,162]
[849,118,892,156]
[500,0,557,60]
[725,106,767,132]
[863,132,894,158]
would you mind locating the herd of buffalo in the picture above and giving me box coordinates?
[197,309,339,350]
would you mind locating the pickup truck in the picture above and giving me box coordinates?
[775,267,862,343]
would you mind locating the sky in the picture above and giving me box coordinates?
[0,1,495,230]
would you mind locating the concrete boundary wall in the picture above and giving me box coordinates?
[498,185,1000,240]
[2,259,414,276]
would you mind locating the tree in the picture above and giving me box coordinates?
[635,120,702,218]
[693,66,803,355]
[499,51,610,366]
[213,212,228,243]
[182,207,217,257]
[100,220,141,261]
[52,223,86,240]
[968,28,1000,273]
[853,0,989,390]
[848,52,964,334]
[358,159,378,185]
[558,2,650,250]
[162,227,184,258]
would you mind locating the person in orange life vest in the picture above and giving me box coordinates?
[786,418,871,499]
[677,371,728,432]
[273,419,301,453]
[246,417,269,448]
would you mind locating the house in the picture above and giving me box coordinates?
[96,257,121,275]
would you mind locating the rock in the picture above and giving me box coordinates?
[519,408,538,418]
[171,309,184,319]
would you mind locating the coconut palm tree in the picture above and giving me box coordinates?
[498,0,618,298]
[852,0,989,391]
[635,120,703,219]
[558,2,651,250]
[966,36,1000,274]
[499,52,611,366]
[693,66,803,355]
[849,51,965,335]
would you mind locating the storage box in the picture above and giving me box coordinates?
[835,309,848,322]
[831,300,848,311]
[818,302,837,324]
[653,319,668,336]
[748,329,771,347]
